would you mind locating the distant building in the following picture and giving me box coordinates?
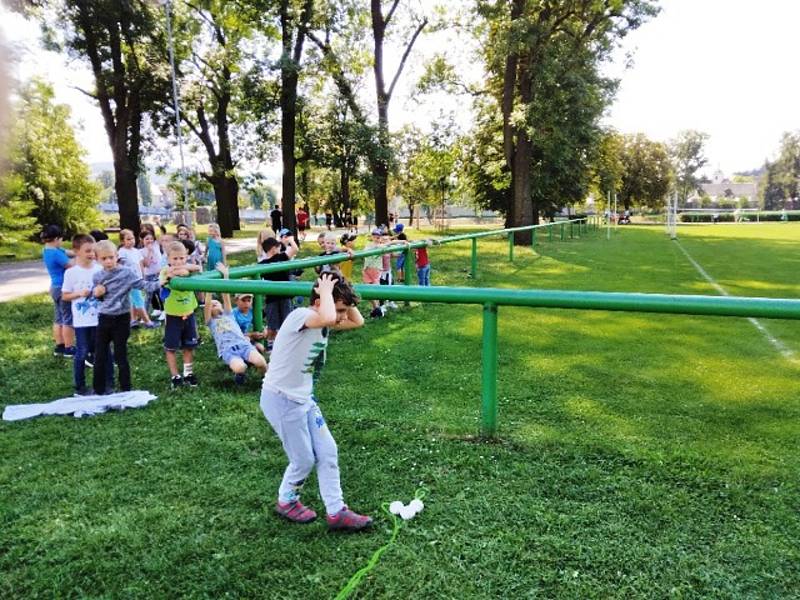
[689,170,758,205]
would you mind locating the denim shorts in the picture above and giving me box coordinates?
[50,286,73,326]
[130,288,145,309]
[221,343,255,366]
[163,313,199,351]
[265,299,293,331]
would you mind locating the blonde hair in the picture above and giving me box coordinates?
[95,240,117,256]
[323,232,337,242]
[208,223,220,235]
[119,228,134,241]
[167,241,188,256]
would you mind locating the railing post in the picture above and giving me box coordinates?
[481,303,498,438]
[548,223,553,242]
[253,286,264,332]
[560,223,565,241]
[508,232,514,262]
[531,227,537,249]
[470,237,478,278]
[404,246,413,287]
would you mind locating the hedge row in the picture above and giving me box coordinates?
[679,211,800,223]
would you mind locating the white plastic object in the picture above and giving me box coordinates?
[408,498,424,514]
[399,505,417,520]
[389,501,404,515]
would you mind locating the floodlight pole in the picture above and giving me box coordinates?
[163,0,191,225]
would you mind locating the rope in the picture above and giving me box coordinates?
[334,488,427,600]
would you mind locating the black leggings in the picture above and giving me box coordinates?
[94,313,131,394]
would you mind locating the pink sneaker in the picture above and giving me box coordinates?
[326,506,373,532]
[276,500,317,523]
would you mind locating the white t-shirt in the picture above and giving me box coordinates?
[118,247,143,277]
[141,243,162,277]
[62,263,102,328]
[262,307,328,403]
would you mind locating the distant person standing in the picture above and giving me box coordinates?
[270,205,283,233]
[325,210,333,231]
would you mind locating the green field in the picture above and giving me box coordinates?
[1,224,799,598]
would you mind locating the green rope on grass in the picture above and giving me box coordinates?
[334,488,428,600]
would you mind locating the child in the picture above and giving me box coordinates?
[204,222,226,271]
[140,229,163,317]
[316,232,352,275]
[231,292,267,352]
[177,225,203,268]
[379,231,399,311]
[118,229,157,329]
[392,223,408,282]
[91,240,161,395]
[256,228,277,262]
[415,240,433,286]
[362,228,383,318]
[203,265,267,384]
[160,241,203,388]
[41,224,75,356]
[61,234,113,395]
[260,235,299,347]
[261,273,372,531]
[338,233,358,280]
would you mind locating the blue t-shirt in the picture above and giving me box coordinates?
[206,238,223,271]
[208,312,251,356]
[43,246,71,287]
[232,307,253,334]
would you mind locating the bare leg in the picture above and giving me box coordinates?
[166,350,179,376]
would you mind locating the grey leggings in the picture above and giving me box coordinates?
[260,388,345,515]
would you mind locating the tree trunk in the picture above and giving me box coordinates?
[114,160,140,233]
[210,173,239,238]
[280,67,298,233]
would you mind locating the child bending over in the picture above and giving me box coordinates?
[260,274,372,531]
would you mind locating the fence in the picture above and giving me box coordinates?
[168,217,800,438]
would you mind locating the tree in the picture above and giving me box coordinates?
[277,0,314,234]
[670,129,709,205]
[161,0,271,237]
[593,129,625,205]
[618,133,672,210]
[477,0,658,243]
[760,131,800,210]
[15,0,171,233]
[4,79,99,235]
[308,0,428,227]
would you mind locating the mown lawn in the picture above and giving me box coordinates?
[1,224,798,598]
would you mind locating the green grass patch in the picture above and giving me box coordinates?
[1,224,799,598]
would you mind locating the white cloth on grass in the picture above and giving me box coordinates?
[2,391,157,421]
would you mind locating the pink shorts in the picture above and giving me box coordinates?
[362,268,380,284]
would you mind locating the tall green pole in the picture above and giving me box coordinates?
[481,303,498,438]
[560,223,565,241]
[404,246,413,287]
[508,232,514,262]
[253,289,264,332]
[470,237,478,278]
[531,227,537,249]
[548,223,553,242]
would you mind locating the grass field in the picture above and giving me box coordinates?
[1,223,799,598]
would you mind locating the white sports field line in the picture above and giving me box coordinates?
[675,239,795,360]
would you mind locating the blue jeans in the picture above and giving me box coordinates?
[74,326,114,392]
[417,265,431,286]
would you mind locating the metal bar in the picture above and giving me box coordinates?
[481,303,498,437]
[253,289,264,331]
[560,223,565,241]
[508,232,514,262]
[548,224,553,242]
[470,237,478,279]
[168,278,800,321]
[532,228,537,248]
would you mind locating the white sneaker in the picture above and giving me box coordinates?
[151,310,162,318]
[159,312,167,321]
[387,301,399,310]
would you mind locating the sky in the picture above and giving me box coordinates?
[1,0,799,178]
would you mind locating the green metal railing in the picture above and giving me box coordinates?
[168,276,800,438]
